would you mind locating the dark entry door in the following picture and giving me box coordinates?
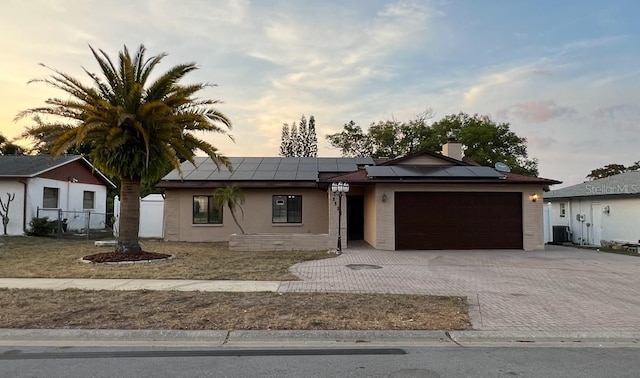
[394,192,523,250]
[347,195,364,241]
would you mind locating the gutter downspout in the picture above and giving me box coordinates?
[18,178,28,233]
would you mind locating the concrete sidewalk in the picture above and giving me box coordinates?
[0,278,281,292]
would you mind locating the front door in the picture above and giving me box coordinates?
[347,195,364,241]
[590,203,603,246]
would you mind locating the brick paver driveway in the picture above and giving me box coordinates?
[279,244,640,332]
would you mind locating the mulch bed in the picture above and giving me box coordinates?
[83,251,172,263]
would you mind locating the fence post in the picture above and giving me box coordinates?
[57,209,63,239]
[86,211,91,240]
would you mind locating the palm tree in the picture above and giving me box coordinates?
[213,185,245,234]
[17,45,232,254]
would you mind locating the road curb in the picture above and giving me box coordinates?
[1,329,639,347]
[448,331,640,345]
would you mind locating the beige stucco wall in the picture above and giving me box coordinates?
[163,188,329,242]
[370,183,545,251]
[363,186,377,247]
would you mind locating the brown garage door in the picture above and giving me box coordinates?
[395,192,523,250]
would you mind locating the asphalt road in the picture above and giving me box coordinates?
[1,345,639,378]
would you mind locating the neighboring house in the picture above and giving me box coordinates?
[157,141,560,251]
[544,171,640,246]
[0,155,115,235]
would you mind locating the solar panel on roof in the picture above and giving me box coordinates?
[337,163,358,172]
[163,171,183,180]
[278,163,299,171]
[274,171,298,180]
[229,171,255,180]
[355,157,375,165]
[366,166,395,177]
[366,165,504,179]
[390,166,423,176]
[207,170,233,180]
[444,167,474,177]
[298,164,316,172]
[252,170,276,180]
[473,167,504,177]
[261,157,281,164]
[295,171,318,180]
[236,163,260,171]
[280,157,300,164]
[242,157,262,163]
[258,163,279,171]
[185,170,214,179]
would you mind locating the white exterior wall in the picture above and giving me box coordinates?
[0,180,26,235]
[27,177,108,231]
[114,194,165,238]
[547,197,640,246]
[0,178,108,235]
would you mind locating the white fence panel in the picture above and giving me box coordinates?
[113,194,164,238]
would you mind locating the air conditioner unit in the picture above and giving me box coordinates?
[552,226,571,244]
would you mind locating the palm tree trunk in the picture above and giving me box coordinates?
[228,206,245,234]
[116,177,142,253]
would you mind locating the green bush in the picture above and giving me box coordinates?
[26,217,56,237]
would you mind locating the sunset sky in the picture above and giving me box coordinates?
[2,0,639,187]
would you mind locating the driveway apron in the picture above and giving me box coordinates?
[279,245,640,332]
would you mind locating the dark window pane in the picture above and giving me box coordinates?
[193,195,222,224]
[208,198,223,224]
[43,187,59,208]
[272,195,288,223]
[272,195,302,223]
[287,195,302,223]
[83,191,95,209]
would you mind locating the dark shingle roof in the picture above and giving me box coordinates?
[0,155,82,177]
[544,171,640,199]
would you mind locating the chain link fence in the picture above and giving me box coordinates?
[35,208,115,239]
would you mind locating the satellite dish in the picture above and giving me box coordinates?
[494,162,511,172]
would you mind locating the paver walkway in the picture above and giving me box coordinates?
[279,244,640,332]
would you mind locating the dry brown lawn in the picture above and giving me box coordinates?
[0,289,470,330]
[0,236,471,331]
[0,236,335,280]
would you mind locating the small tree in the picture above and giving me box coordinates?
[0,193,16,235]
[213,185,245,234]
[307,115,318,157]
[279,124,292,157]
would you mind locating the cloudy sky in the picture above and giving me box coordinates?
[1,0,639,187]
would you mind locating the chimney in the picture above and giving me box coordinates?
[442,137,463,161]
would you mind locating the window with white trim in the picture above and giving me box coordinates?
[559,202,566,217]
[43,187,59,208]
[83,191,95,209]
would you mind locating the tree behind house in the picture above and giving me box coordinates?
[279,114,318,157]
[326,112,538,176]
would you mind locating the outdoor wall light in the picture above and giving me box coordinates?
[603,205,610,214]
[530,193,539,202]
[382,193,387,203]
